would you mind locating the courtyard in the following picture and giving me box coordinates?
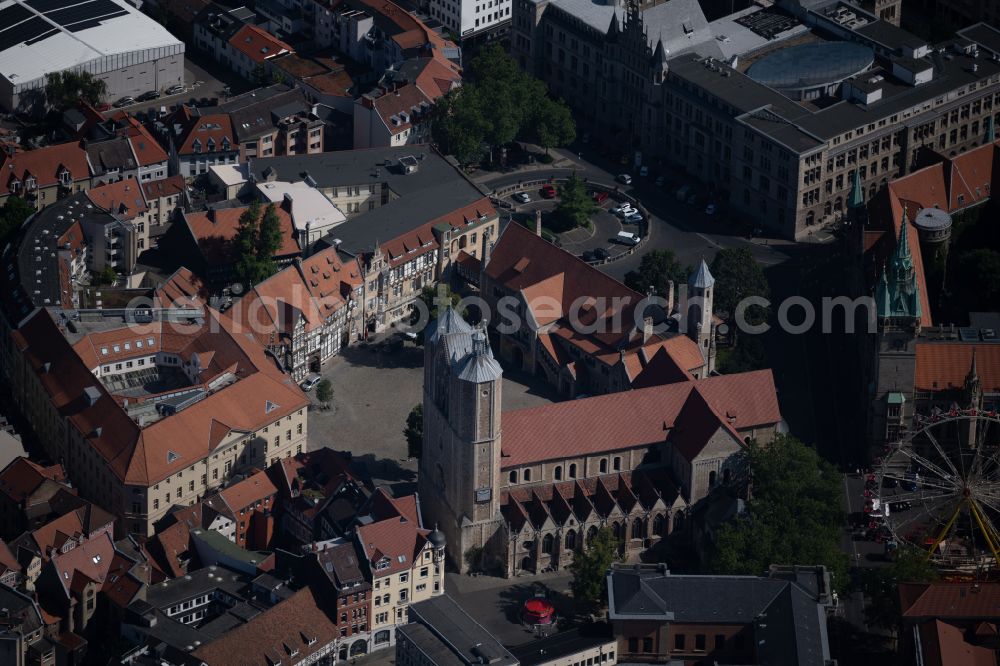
[305,338,559,494]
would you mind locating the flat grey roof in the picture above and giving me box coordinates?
[407,595,518,666]
[856,20,928,51]
[957,23,1000,56]
[509,625,615,665]
[249,146,489,256]
[144,565,249,609]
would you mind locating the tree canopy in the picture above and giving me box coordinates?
[232,201,282,287]
[956,248,1000,311]
[411,284,465,326]
[315,379,333,405]
[569,527,620,606]
[0,197,34,249]
[624,250,688,298]
[708,435,847,590]
[710,248,770,323]
[552,173,596,230]
[856,545,938,631]
[44,71,107,109]
[431,44,575,164]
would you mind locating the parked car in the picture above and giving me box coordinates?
[593,247,609,260]
[639,166,649,177]
[655,175,666,187]
[881,476,898,489]
[165,84,185,95]
[617,174,632,185]
[705,203,717,216]
[137,90,160,102]
[113,96,135,108]
[95,102,111,112]
[675,184,691,201]
[581,250,596,262]
[540,184,556,198]
[616,231,640,246]
[514,192,531,203]
[592,191,609,204]
[625,212,643,224]
[300,374,322,391]
[611,203,634,217]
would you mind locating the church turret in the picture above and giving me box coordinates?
[687,260,715,372]
[965,350,982,411]
[876,215,922,330]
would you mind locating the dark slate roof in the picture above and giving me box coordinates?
[215,85,311,142]
[143,564,249,609]
[248,147,489,256]
[13,193,91,311]
[86,137,137,176]
[509,624,615,665]
[316,541,367,589]
[405,595,518,666]
[607,565,831,666]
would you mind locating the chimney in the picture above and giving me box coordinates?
[534,209,542,237]
[642,315,653,344]
[665,279,675,314]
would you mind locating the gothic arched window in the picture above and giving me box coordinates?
[554,466,562,481]
[569,464,577,479]
[599,459,607,473]
[542,534,554,554]
[524,468,531,482]
[632,517,643,540]
[509,470,518,484]
[565,529,577,550]
[653,514,666,536]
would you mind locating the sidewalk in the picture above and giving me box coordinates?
[467,148,581,185]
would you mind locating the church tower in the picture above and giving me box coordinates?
[419,311,504,572]
[687,260,716,373]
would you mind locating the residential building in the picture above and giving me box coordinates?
[255,180,347,248]
[0,143,92,210]
[224,246,363,380]
[355,491,446,650]
[309,540,373,660]
[141,175,190,232]
[83,178,154,275]
[512,0,1000,239]
[420,311,782,575]
[180,201,302,287]
[899,582,1000,666]
[190,527,274,574]
[213,147,500,334]
[0,0,184,112]
[0,458,69,539]
[272,54,357,113]
[218,85,326,160]
[606,563,836,665]
[226,24,295,81]
[202,469,279,549]
[162,106,240,179]
[0,276,310,537]
[354,57,462,149]
[310,0,460,73]
[0,583,54,666]
[266,450,370,543]
[425,0,511,45]
[8,498,115,589]
[396,595,518,666]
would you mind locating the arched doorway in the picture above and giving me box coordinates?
[542,534,554,554]
[674,512,685,532]
[350,639,368,656]
[611,522,622,540]
[709,470,717,488]
[521,556,532,572]
[565,529,577,550]
[632,517,643,540]
[339,646,348,661]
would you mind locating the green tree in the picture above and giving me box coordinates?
[708,435,847,590]
[716,335,767,373]
[0,196,34,247]
[624,250,688,298]
[96,265,118,285]
[710,248,770,323]
[856,545,938,631]
[569,527,620,606]
[315,378,333,406]
[257,203,283,275]
[525,96,576,156]
[404,404,423,458]
[44,71,107,109]
[410,284,465,326]
[232,201,280,287]
[553,173,596,230]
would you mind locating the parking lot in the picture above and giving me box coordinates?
[504,186,639,262]
[305,339,560,495]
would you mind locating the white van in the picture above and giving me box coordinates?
[616,231,640,246]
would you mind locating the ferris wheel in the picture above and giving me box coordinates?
[871,410,1000,572]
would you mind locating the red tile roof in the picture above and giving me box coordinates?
[229,24,294,64]
[125,122,169,167]
[0,142,90,196]
[142,175,187,201]
[356,511,429,577]
[915,344,1000,392]
[184,204,300,264]
[917,619,997,666]
[0,458,67,502]
[175,113,235,156]
[191,586,338,665]
[500,371,779,468]
[901,582,1000,620]
[217,469,279,514]
[414,56,462,99]
[86,177,148,220]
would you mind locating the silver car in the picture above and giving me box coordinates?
[300,374,322,391]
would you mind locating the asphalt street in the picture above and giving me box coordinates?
[476,148,794,281]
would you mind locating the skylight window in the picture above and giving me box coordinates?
[92,554,101,564]
[148,337,155,346]
[101,348,109,355]
[167,451,179,463]
[136,340,143,348]
[113,345,120,353]
[124,342,131,351]
[265,400,279,414]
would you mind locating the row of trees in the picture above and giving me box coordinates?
[232,201,284,288]
[44,71,107,109]
[432,44,575,164]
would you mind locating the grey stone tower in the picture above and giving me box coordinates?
[687,259,716,373]
[419,310,505,572]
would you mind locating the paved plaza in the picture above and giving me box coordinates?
[306,339,559,493]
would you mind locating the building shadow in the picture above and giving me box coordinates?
[338,341,424,370]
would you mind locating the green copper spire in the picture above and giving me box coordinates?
[876,216,922,322]
[848,169,865,209]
